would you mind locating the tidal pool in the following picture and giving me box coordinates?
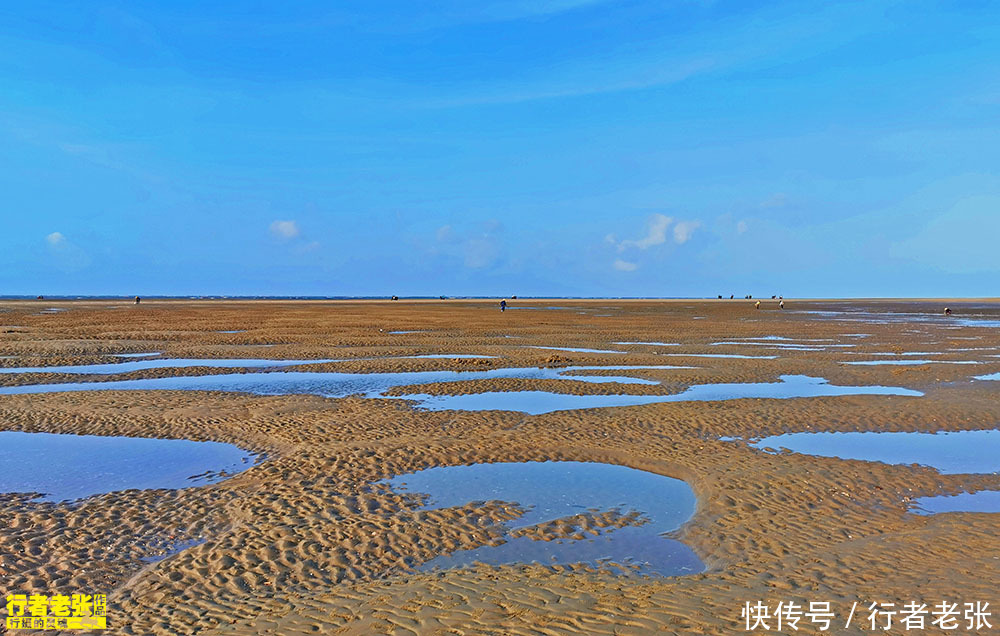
[745,430,1000,474]
[662,353,778,360]
[0,372,919,415]
[856,352,943,356]
[710,343,827,351]
[399,375,921,414]
[712,341,854,350]
[792,310,1000,327]
[384,461,703,575]
[528,346,626,354]
[398,354,497,359]
[913,490,1000,514]
[730,336,835,342]
[0,365,689,398]
[843,360,980,366]
[613,342,680,347]
[0,431,255,502]
[0,358,337,375]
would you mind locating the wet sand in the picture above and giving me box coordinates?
[1,298,999,635]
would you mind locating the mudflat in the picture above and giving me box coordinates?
[1,298,999,635]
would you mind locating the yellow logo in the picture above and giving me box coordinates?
[5,593,107,630]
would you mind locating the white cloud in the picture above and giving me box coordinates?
[673,220,701,244]
[295,240,321,254]
[760,193,789,208]
[43,231,90,271]
[611,214,701,251]
[617,214,673,252]
[429,220,504,269]
[436,224,454,242]
[269,220,300,240]
[464,238,498,268]
[479,0,613,21]
[613,259,637,272]
[737,220,749,234]
[431,58,715,107]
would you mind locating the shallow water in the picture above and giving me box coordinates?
[528,346,626,354]
[792,310,1000,327]
[974,372,1000,381]
[613,341,680,347]
[0,358,337,375]
[0,365,690,398]
[216,330,245,334]
[732,336,834,342]
[384,461,703,575]
[746,430,1000,474]
[711,341,854,350]
[0,431,254,502]
[398,354,497,359]
[956,319,1000,327]
[140,538,208,563]
[843,359,980,366]
[398,375,921,415]
[859,351,944,356]
[113,352,163,359]
[710,343,826,351]
[913,490,1000,514]
[662,353,778,360]
[0,371,920,415]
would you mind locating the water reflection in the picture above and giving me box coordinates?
[385,461,702,575]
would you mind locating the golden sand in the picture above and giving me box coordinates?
[1,299,998,635]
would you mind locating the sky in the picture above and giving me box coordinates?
[2,0,999,297]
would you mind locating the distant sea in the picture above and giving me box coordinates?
[0,295,703,300]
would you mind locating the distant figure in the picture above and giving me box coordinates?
[730,294,734,299]
[755,300,761,310]
[718,295,722,299]
[771,295,776,299]
[134,296,141,305]
[440,295,446,300]
[500,299,507,312]
[391,296,399,301]
[779,300,785,309]
[944,307,952,315]
[36,295,44,300]
[511,295,517,299]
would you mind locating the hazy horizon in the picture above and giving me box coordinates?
[3,294,998,302]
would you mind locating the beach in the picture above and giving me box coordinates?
[1,298,999,635]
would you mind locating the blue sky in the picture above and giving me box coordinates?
[2,1,998,297]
